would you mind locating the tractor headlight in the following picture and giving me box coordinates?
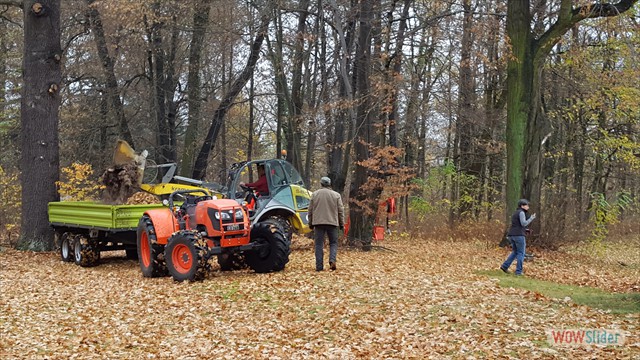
[234,209,244,220]
[214,211,232,220]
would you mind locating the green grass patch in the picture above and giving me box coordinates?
[478,270,640,314]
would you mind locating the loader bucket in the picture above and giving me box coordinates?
[113,140,137,166]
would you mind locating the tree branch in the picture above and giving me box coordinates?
[536,0,639,62]
[572,0,638,19]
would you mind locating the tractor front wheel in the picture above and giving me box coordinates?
[165,231,210,282]
[137,215,168,277]
[245,222,289,273]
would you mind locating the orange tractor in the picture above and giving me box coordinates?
[137,189,289,281]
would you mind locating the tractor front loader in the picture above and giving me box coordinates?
[137,190,289,281]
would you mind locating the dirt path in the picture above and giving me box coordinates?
[1,237,638,359]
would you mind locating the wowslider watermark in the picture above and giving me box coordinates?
[547,329,626,346]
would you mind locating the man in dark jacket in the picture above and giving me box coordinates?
[308,176,345,271]
[500,199,536,275]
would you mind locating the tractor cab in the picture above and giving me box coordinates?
[225,159,312,235]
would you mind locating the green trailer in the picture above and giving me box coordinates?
[48,201,165,267]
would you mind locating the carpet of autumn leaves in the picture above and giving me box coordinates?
[1,234,638,359]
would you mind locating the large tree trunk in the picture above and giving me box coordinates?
[20,0,61,250]
[180,0,212,176]
[286,0,309,174]
[348,0,380,250]
[455,0,483,220]
[327,0,357,194]
[384,0,410,150]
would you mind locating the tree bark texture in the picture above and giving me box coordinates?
[348,0,380,250]
[180,0,212,176]
[20,0,61,250]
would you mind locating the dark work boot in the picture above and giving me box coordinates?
[330,262,337,271]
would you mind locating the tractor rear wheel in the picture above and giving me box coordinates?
[264,215,293,243]
[59,233,74,262]
[217,253,247,271]
[73,235,100,267]
[245,222,289,273]
[137,215,168,277]
[165,231,210,282]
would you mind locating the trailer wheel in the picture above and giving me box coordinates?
[59,233,74,262]
[137,215,168,277]
[73,235,100,267]
[217,253,247,271]
[245,222,289,273]
[165,231,209,282]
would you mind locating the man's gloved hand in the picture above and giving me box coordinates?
[530,213,537,220]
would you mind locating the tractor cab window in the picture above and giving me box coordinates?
[267,161,288,188]
[281,161,304,186]
[235,163,269,197]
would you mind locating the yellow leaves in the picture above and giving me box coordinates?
[0,166,21,245]
[56,162,105,201]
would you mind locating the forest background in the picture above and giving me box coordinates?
[0,0,639,250]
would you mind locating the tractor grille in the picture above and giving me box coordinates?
[207,207,245,232]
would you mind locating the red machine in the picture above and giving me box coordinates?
[136,190,289,281]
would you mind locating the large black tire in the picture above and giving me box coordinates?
[165,231,209,282]
[217,253,247,271]
[263,215,293,244]
[137,215,168,277]
[245,222,290,273]
[59,232,74,262]
[73,235,100,267]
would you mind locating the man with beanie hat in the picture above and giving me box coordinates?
[309,176,345,271]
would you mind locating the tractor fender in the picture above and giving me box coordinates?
[254,205,310,234]
[143,208,179,245]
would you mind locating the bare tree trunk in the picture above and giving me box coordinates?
[384,0,410,150]
[85,0,134,149]
[348,0,381,250]
[20,0,61,250]
[180,0,212,176]
[286,0,310,173]
[327,0,357,195]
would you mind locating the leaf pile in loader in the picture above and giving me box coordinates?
[100,162,140,204]
[125,191,159,205]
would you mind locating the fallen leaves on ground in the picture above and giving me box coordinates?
[1,235,638,359]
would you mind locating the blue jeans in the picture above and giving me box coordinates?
[501,236,526,275]
[314,225,338,270]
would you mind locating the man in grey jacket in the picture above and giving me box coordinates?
[308,176,345,271]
